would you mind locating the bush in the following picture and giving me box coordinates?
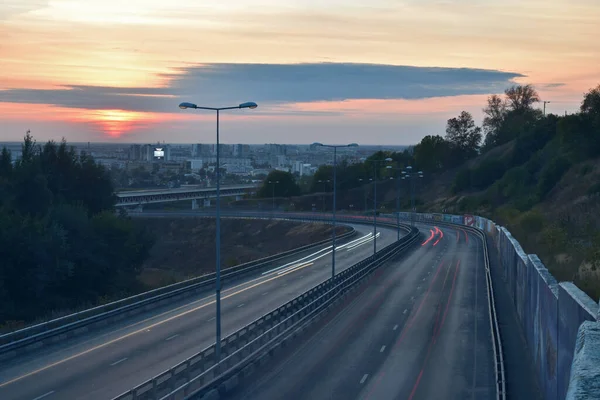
[451,168,471,193]
[587,181,600,196]
[579,163,593,176]
[519,210,545,233]
[537,156,572,199]
[470,158,506,190]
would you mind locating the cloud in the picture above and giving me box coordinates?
[542,83,566,89]
[0,63,523,113]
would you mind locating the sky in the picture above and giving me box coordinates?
[1,0,599,145]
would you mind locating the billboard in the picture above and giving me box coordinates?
[154,147,165,160]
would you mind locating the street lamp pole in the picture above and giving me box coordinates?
[268,180,279,212]
[370,157,393,255]
[543,100,551,116]
[179,101,257,362]
[313,142,358,278]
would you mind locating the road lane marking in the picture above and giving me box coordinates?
[32,391,54,400]
[262,292,269,296]
[207,317,216,322]
[262,232,374,275]
[110,358,128,366]
[403,309,407,314]
[276,262,314,276]
[380,345,386,352]
[165,334,179,341]
[0,256,321,388]
[360,374,369,384]
[393,325,398,331]
[237,303,245,308]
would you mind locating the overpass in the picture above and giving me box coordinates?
[115,184,258,208]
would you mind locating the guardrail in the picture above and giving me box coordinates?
[112,223,419,400]
[119,209,505,400]
[0,216,357,360]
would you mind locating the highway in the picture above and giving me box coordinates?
[0,222,399,400]
[228,222,497,400]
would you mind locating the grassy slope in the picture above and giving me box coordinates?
[417,142,600,300]
[134,218,349,288]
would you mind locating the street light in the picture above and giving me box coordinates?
[358,177,373,211]
[370,157,393,256]
[543,100,551,116]
[403,166,424,226]
[386,166,407,240]
[178,100,257,362]
[317,179,330,212]
[268,180,279,212]
[312,142,359,278]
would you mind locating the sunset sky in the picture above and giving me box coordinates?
[1,0,599,145]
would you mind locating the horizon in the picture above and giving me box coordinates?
[2,1,598,145]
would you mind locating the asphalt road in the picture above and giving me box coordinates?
[229,222,497,400]
[0,223,400,400]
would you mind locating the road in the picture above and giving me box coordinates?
[0,223,400,400]
[229,222,497,400]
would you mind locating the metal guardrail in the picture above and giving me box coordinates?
[0,216,357,358]
[112,223,418,400]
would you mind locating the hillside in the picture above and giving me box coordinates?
[134,218,349,288]
[247,84,600,300]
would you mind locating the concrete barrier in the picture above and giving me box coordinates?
[557,283,598,399]
[566,321,600,399]
[448,215,599,400]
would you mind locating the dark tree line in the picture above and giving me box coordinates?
[0,134,154,326]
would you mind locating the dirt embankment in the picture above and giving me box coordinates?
[135,218,350,288]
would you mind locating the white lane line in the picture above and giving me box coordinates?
[422,277,426,281]
[262,232,374,275]
[165,334,179,341]
[417,286,421,290]
[403,309,407,314]
[238,303,245,308]
[32,391,55,400]
[208,317,216,322]
[360,374,369,384]
[110,357,128,366]
[380,345,386,353]
[262,292,269,296]
[393,324,399,331]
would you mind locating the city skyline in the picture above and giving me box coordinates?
[1,0,598,144]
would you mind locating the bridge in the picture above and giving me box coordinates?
[0,211,598,400]
[115,184,258,208]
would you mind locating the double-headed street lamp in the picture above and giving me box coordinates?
[268,180,279,212]
[179,100,257,362]
[313,142,359,278]
[317,179,330,212]
[370,157,393,256]
[386,166,408,240]
[404,166,424,226]
[358,178,372,211]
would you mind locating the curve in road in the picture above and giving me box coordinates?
[0,223,400,400]
[228,222,497,400]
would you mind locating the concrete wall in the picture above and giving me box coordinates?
[457,215,600,400]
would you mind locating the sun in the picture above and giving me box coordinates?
[90,109,148,138]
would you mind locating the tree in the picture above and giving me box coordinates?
[0,134,153,324]
[581,84,600,118]
[482,94,507,150]
[504,84,540,113]
[445,111,482,162]
[413,135,449,172]
[257,170,301,198]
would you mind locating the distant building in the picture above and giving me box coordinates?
[188,159,204,172]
